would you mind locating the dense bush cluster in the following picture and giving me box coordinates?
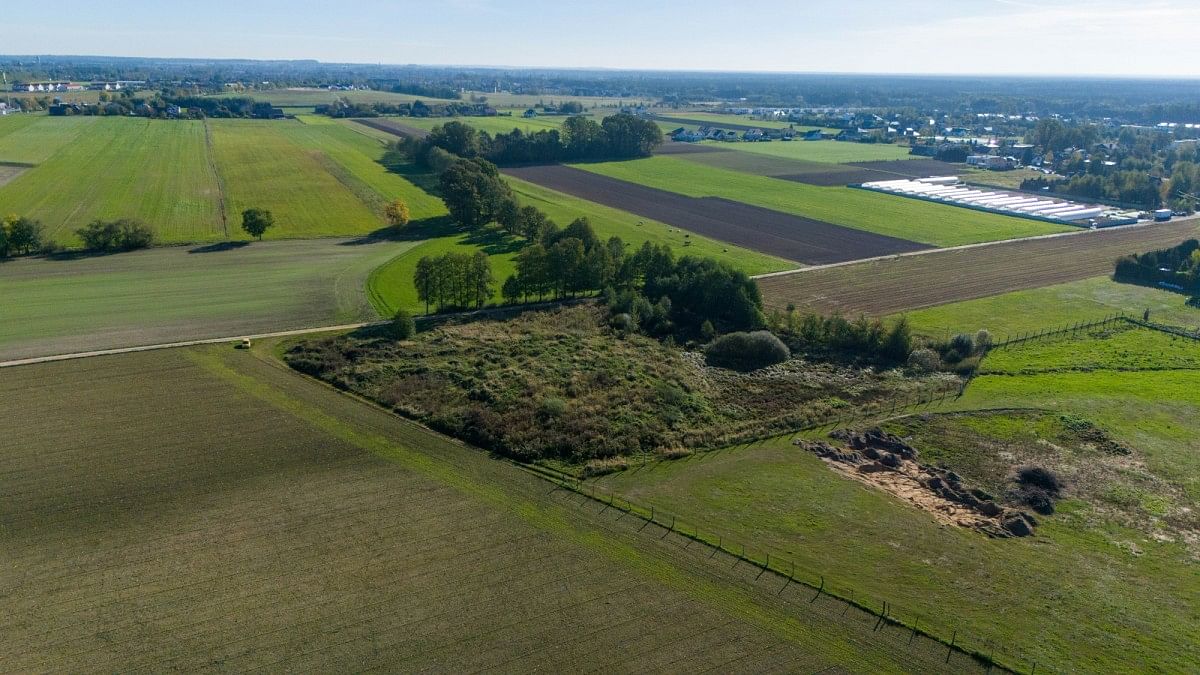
[75,218,154,252]
[1114,239,1199,293]
[704,331,791,371]
[1013,465,1064,515]
[0,215,45,257]
[403,115,662,166]
[770,312,913,366]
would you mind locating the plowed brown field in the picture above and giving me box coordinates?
[759,220,1200,315]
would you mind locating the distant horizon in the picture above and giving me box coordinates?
[4,54,1200,83]
[3,0,1199,78]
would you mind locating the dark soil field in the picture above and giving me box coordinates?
[0,346,985,673]
[504,164,931,264]
[758,219,1200,315]
[351,117,430,139]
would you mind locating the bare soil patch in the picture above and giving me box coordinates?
[759,219,1200,315]
[504,164,930,264]
[0,163,28,187]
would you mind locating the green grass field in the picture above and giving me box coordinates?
[655,112,804,131]
[398,114,572,136]
[575,156,1072,247]
[981,324,1200,374]
[206,87,457,108]
[0,117,223,243]
[0,239,409,361]
[596,326,1200,672]
[463,91,655,108]
[0,116,445,244]
[904,276,1200,337]
[0,345,974,672]
[717,139,915,164]
[208,119,384,238]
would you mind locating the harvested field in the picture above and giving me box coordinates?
[654,141,729,155]
[504,164,930,264]
[758,219,1200,315]
[0,346,982,673]
[352,117,430,139]
[848,159,961,177]
[0,238,411,362]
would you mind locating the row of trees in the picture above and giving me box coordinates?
[406,114,662,167]
[413,251,495,312]
[1114,239,1200,292]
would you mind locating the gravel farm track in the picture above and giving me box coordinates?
[503,164,931,264]
[758,218,1200,316]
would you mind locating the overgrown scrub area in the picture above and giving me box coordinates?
[284,305,954,471]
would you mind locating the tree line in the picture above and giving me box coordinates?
[1114,239,1200,293]
[401,114,662,167]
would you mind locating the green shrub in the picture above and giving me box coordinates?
[391,309,416,340]
[907,347,941,373]
[705,331,790,371]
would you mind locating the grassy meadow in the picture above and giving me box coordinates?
[0,117,224,243]
[719,139,916,163]
[575,156,1072,246]
[0,345,971,672]
[903,276,1200,337]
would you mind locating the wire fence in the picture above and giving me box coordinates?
[527,464,1041,674]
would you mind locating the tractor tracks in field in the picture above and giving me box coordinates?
[203,118,230,238]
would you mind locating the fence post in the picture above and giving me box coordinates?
[908,618,918,645]
[946,630,956,663]
[810,575,824,603]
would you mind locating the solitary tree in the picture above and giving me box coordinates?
[384,199,410,229]
[6,216,44,255]
[241,208,275,241]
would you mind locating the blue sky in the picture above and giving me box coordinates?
[3,0,1198,76]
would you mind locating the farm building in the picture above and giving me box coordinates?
[13,81,83,92]
[966,155,1018,170]
[859,177,1135,226]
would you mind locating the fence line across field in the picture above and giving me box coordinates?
[526,465,1040,675]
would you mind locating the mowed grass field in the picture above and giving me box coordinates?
[597,328,1200,672]
[0,239,410,361]
[905,275,1200,337]
[206,87,458,108]
[718,139,916,164]
[395,113,607,137]
[0,346,979,672]
[0,116,445,244]
[0,117,223,242]
[575,156,1069,246]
